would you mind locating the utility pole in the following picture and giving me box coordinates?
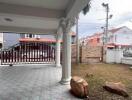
[106,4,109,44]
[102,3,113,43]
[102,3,113,44]
[101,26,105,62]
[102,3,109,44]
[101,27,105,45]
[102,3,113,62]
[76,15,79,64]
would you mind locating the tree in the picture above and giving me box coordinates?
[82,1,91,15]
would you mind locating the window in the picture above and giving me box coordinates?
[90,39,93,42]
[115,35,117,42]
[29,34,33,38]
[97,38,100,43]
[26,34,35,38]
[107,37,110,42]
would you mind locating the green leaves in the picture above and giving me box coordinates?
[82,1,91,15]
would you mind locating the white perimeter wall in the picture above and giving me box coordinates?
[106,49,132,65]
[121,57,132,65]
[106,49,123,63]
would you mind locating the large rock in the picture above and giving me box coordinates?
[103,82,129,97]
[70,76,89,98]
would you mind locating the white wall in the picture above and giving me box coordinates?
[106,27,132,46]
[106,48,132,65]
[115,49,123,63]
[114,27,132,45]
[121,57,132,65]
[116,33,132,45]
[106,49,123,64]
[106,49,115,63]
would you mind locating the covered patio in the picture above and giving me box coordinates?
[0,64,81,100]
[0,0,90,85]
[0,0,90,99]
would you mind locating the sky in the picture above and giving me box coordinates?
[76,0,132,38]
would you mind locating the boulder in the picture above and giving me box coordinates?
[70,76,89,98]
[103,82,129,97]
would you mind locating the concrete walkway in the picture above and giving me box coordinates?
[0,64,80,100]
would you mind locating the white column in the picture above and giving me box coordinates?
[60,18,75,84]
[55,37,61,67]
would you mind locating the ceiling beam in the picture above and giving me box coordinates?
[0,25,56,34]
[66,0,90,19]
[0,2,65,19]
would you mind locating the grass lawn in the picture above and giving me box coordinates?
[72,63,132,100]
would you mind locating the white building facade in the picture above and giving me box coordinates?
[107,27,132,46]
[99,26,132,49]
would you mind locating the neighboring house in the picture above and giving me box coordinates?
[86,33,102,46]
[84,26,132,49]
[107,26,132,48]
[20,32,76,44]
[79,37,87,46]
[20,34,40,39]
[0,31,76,49]
[19,34,56,44]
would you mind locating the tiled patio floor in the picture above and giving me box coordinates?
[0,64,81,100]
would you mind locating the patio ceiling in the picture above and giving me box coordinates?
[0,0,90,34]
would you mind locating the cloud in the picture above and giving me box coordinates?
[78,22,104,38]
[78,0,132,38]
[111,12,132,26]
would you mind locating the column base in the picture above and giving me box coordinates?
[56,64,61,67]
[60,77,71,85]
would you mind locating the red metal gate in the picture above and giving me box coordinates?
[1,42,55,65]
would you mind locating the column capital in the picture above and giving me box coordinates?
[60,18,76,33]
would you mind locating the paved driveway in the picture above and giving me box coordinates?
[0,64,80,100]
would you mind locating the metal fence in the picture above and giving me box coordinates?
[1,42,56,65]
